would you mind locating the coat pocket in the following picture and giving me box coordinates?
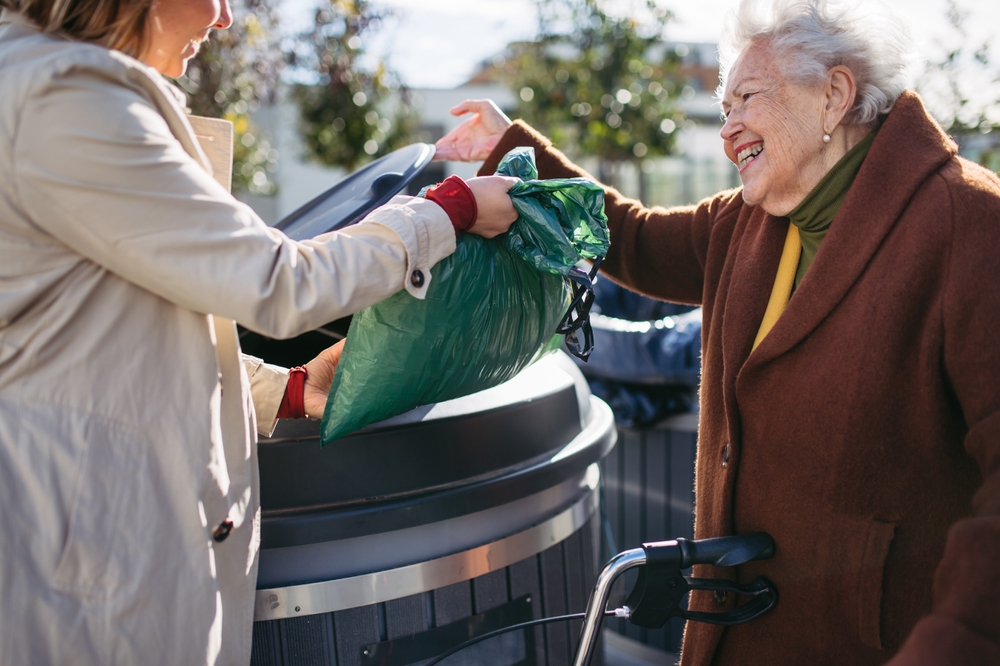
[48,412,142,598]
[856,518,896,650]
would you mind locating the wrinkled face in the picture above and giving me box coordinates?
[720,41,830,216]
[142,0,232,77]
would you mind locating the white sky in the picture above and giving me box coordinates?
[282,0,1000,100]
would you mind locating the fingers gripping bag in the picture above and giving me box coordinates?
[319,147,609,444]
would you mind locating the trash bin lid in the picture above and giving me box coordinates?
[274,143,436,241]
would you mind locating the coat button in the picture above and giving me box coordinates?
[410,270,425,288]
[714,590,728,605]
[213,519,234,543]
[722,443,730,468]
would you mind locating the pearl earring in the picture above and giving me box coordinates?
[822,133,831,143]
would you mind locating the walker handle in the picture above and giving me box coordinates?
[571,532,776,666]
[663,532,774,568]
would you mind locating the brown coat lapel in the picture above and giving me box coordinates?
[745,93,957,370]
[718,208,784,420]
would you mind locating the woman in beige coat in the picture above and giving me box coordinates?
[0,0,518,664]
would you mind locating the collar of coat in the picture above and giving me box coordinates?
[720,91,958,375]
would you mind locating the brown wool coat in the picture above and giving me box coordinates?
[479,92,1000,665]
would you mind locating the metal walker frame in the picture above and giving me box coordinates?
[572,533,778,666]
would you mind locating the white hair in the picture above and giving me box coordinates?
[717,0,914,126]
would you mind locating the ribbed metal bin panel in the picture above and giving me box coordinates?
[251,513,604,666]
[599,413,697,658]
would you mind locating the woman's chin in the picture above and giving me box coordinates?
[742,188,788,216]
[740,181,764,207]
[161,56,193,78]
[164,46,200,77]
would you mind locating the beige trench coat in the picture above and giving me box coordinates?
[0,11,456,665]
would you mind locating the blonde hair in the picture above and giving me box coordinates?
[0,0,152,56]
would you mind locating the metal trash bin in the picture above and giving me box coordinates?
[240,145,618,665]
[247,352,616,666]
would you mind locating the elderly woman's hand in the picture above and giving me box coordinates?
[435,100,513,162]
[303,339,345,419]
[465,175,520,238]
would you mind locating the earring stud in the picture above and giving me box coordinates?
[822,133,831,143]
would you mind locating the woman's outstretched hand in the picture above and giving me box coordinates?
[434,100,513,162]
[303,339,345,419]
[466,176,520,238]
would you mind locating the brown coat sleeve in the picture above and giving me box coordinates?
[477,120,741,306]
[887,164,1000,665]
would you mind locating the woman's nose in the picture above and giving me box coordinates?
[719,113,742,164]
[719,113,740,142]
[215,0,233,29]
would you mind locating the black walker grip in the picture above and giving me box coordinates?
[624,533,778,629]
[673,532,775,568]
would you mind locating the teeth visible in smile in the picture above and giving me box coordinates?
[738,143,763,168]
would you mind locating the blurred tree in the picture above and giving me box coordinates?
[497,0,685,191]
[918,0,1000,173]
[176,0,283,195]
[289,0,419,171]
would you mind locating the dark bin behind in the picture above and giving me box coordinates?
[600,413,697,662]
[246,351,616,666]
[572,282,702,664]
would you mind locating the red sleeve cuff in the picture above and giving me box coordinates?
[425,175,478,235]
[276,366,308,419]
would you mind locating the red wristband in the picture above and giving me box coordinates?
[425,175,478,235]
[277,366,308,419]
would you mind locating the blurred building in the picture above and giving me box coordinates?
[608,42,740,207]
[241,42,738,225]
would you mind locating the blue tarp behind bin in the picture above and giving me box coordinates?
[581,309,702,386]
[592,279,696,321]
[570,280,702,428]
[574,280,702,386]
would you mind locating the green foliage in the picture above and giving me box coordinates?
[498,0,684,165]
[176,0,282,195]
[290,0,418,171]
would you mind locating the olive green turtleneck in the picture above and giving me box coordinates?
[788,130,877,287]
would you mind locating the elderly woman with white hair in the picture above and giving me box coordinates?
[438,0,1000,663]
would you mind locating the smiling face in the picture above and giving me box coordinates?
[720,41,834,216]
[141,0,232,77]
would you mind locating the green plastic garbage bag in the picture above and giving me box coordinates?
[319,146,609,444]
